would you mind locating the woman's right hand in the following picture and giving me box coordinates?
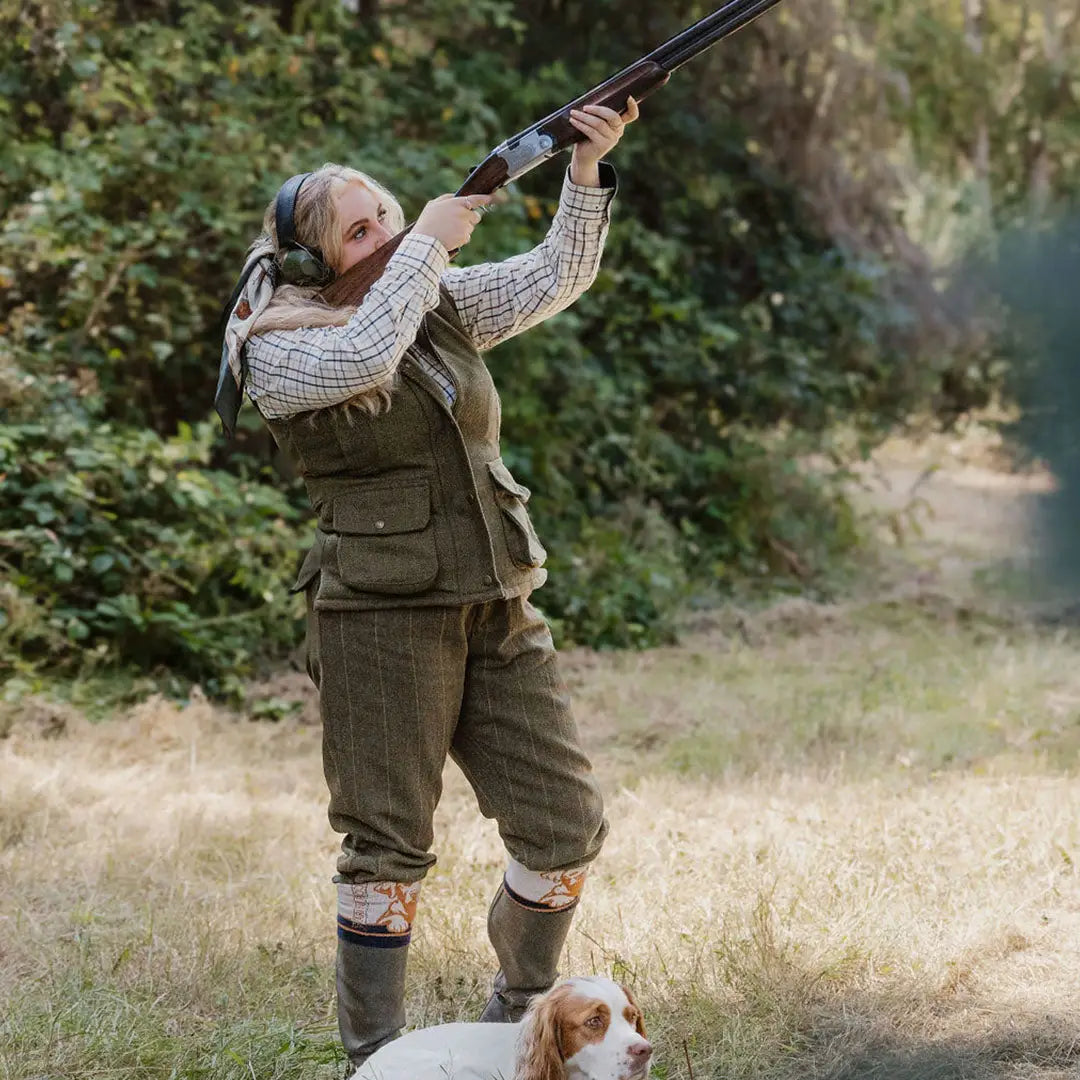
[413,193,495,251]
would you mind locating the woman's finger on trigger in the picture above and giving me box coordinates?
[458,195,492,221]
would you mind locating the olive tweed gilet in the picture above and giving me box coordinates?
[266,287,548,611]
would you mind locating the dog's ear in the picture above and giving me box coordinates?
[620,984,647,1038]
[514,986,567,1080]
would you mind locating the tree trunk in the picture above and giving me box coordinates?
[1027,0,1062,219]
[963,0,993,229]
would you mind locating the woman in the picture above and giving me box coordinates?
[221,97,639,1069]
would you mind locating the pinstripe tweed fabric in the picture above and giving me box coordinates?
[245,166,615,418]
[306,589,608,883]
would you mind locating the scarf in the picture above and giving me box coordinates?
[214,249,276,438]
[224,251,277,387]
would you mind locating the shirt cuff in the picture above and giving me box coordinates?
[386,230,452,291]
[558,161,618,218]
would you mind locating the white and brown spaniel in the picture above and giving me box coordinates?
[353,975,653,1080]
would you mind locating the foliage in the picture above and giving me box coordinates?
[4,0,1063,692]
[0,0,504,433]
[0,407,309,698]
[538,500,690,650]
[863,0,1080,227]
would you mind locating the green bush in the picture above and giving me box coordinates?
[0,406,308,697]
[0,0,972,693]
[538,500,690,649]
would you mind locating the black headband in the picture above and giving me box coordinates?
[275,172,312,250]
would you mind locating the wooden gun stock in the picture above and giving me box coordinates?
[320,228,411,308]
[319,154,512,309]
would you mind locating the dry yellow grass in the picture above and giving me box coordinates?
[2,437,1079,1079]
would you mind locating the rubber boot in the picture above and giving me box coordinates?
[478,883,577,1023]
[336,936,409,1068]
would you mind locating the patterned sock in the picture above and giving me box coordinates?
[502,858,589,912]
[336,880,421,949]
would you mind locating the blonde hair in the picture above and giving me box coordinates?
[250,162,407,418]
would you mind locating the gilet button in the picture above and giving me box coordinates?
[374,520,385,530]
[482,574,494,586]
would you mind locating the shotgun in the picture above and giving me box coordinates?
[320,0,785,308]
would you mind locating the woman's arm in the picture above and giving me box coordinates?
[440,97,635,351]
[440,163,617,352]
[244,233,451,419]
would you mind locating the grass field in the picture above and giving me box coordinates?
[2,435,1079,1079]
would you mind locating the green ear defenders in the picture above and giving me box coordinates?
[275,172,336,287]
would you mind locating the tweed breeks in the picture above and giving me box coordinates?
[306,588,608,883]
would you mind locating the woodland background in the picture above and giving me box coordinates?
[4,5,1080,1078]
[3,0,1079,703]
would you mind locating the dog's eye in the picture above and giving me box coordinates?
[585,1015,604,1029]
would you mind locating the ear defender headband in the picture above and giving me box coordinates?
[275,172,336,287]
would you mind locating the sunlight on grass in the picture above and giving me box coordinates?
[3,445,1080,1079]
[3,596,1079,1078]
[565,600,1080,785]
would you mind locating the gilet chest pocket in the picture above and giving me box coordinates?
[326,481,438,595]
[487,458,547,569]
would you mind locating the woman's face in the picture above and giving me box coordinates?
[335,182,394,273]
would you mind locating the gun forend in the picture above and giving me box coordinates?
[457,61,670,197]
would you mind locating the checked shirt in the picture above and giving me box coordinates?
[244,166,616,419]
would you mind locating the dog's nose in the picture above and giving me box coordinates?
[629,1039,652,1059]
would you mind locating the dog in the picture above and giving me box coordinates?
[352,975,653,1080]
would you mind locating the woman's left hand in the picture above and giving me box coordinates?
[568,95,640,186]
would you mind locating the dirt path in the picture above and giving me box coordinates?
[851,429,1052,589]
